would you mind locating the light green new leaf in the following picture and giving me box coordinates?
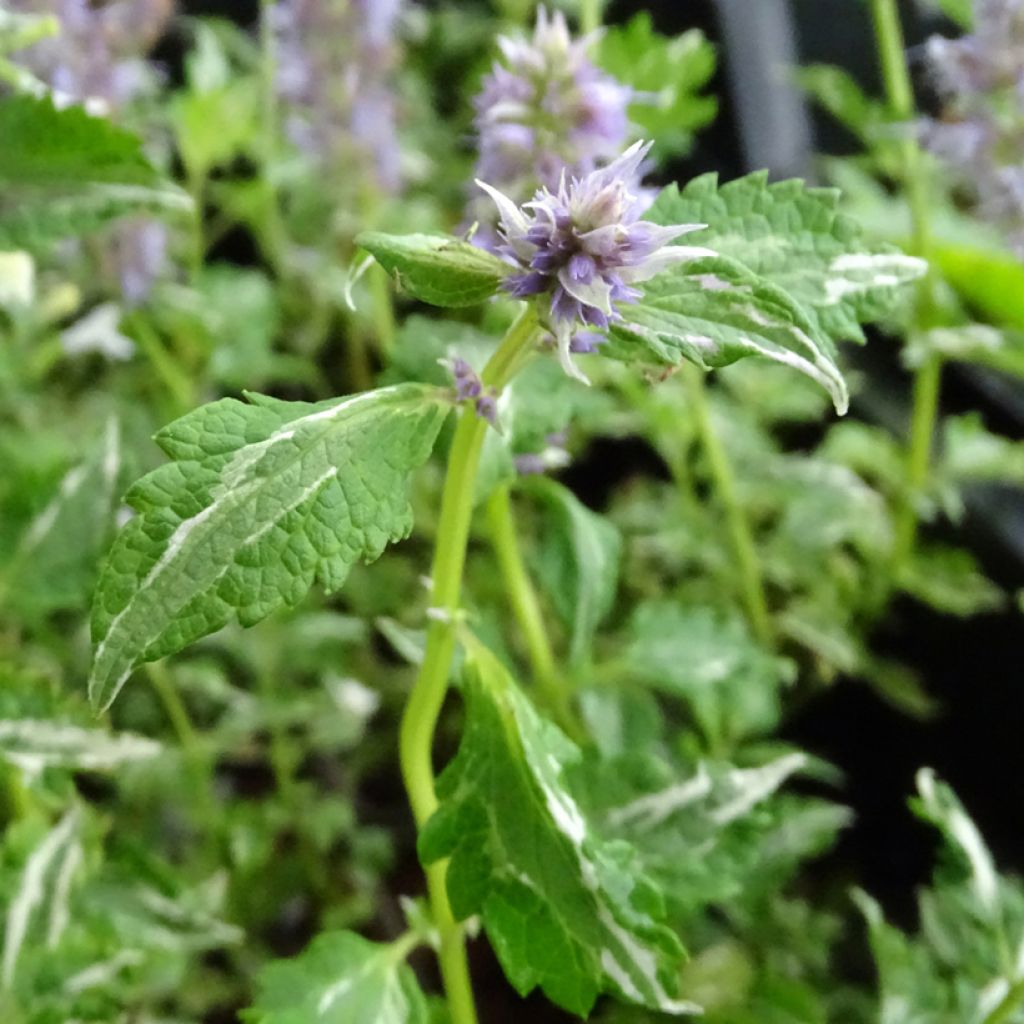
[419,637,696,1018]
[0,94,191,250]
[90,384,450,711]
[243,931,429,1024]
[526,478,622,667]
[598,16,717,161]
[625,602,795,745]
[610,251,851,412]
[356,232,510,308]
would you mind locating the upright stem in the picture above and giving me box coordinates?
[259,0,288,275]
[869,0,940,573]
[686,367,774,647]
[580,0,602,34]
[399,308,539,1024]
[146,662,219,850]
[485,483,579,737]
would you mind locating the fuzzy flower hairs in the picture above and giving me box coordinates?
[477,141,713,383]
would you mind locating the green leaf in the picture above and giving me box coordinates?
[356,232,510,308]
[244,931,430,1024]
[598,16,717,161]
[645,173,925,343]
[89,384,450,711]
[578,750,845,923]
[0,94,191,250]
[525,478,622,667]
[943,413,1024,487]
[0,721,160,776]
[1,808,82,989]
[419,636,695,1018]
[904,324,1024,378]
[611,251,852,413]
[899,545,1004,617]
[4,418,122,617]
[624,602,795,745]
[932,0,973,29]
[794,65,890,144]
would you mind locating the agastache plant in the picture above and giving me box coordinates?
[921,0,1024,255]
[74,83,925,1013]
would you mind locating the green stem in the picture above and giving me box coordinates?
[259,0,288,275]
[982,978,1024,1024]
[485,483,579,737]
[257,668,329,894]
[399,307,539,1024]
[686,367,773,647]
[893,353,942,566]
[187,171,206,285]
[580,0,602,34]
[146,662,218,848]
[870,0,940,575]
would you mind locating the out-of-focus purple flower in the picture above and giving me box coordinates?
[10,0,172,111]
[921,0,1024,254]
[106,218,169,307]
[478,141,711,382]
[273,0,404,194]
[468,6,633,233]
[9,0,174,303]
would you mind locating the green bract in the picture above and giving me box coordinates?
[89,385,450,710]
[355,232,511,308]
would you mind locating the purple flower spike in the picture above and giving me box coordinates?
[477,141,713,383]
[469,5,633,228]
[921,0,1024,255]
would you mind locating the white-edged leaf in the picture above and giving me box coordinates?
[610,251,852,413]
[419,635,697,1018]
[913,769,999,918]
[244,930,430,1024]
[0,720,161,779]
[642,173,926,341]
[2,808,82,988]
[356,231,510,308]
[89,384,450,711]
